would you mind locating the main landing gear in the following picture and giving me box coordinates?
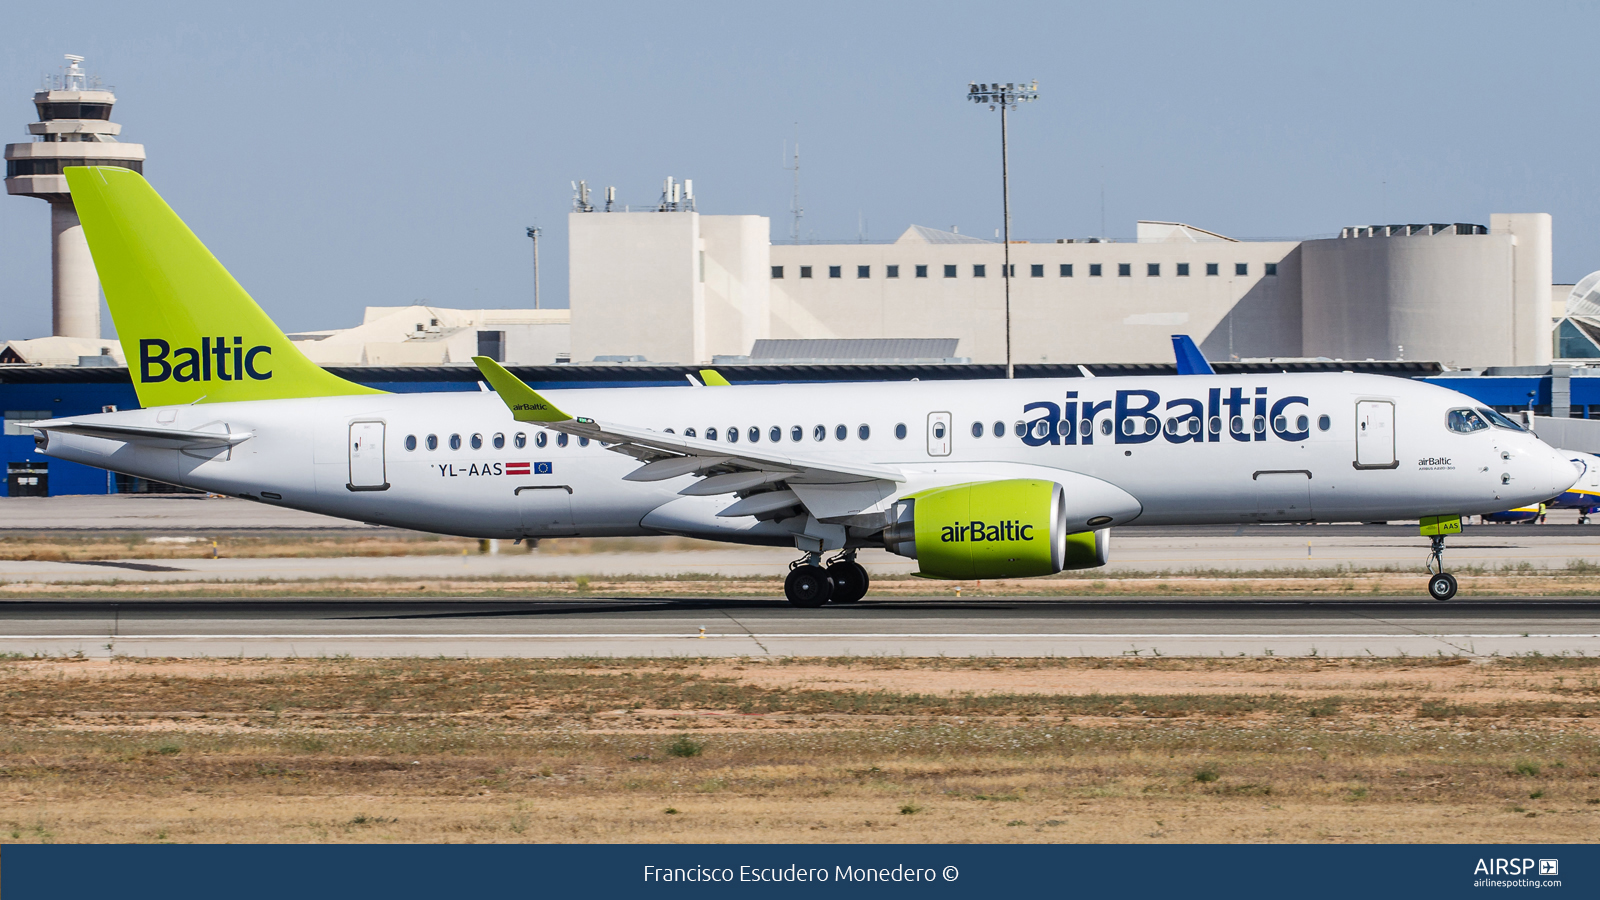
[784,550,870,607]
[1426,534,1458,601]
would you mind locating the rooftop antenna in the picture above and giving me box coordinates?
[604,185,615,212]
[571,180,593,212]
[62,54,86,91]
[683,178,695,212]
[783,126,803,242]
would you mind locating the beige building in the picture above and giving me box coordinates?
[288,305,570,366]
[569,208,1553,368]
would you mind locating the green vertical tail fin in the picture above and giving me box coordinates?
[64,166,381,407]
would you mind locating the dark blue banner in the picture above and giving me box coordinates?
[2,844,1593,898]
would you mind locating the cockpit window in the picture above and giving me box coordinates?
[1446,408,1488,434]
[1477,407,1527,432]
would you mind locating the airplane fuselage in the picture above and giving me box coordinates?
[36,373,1577,544]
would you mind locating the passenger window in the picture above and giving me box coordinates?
[1013,421,1026,437]
[1253,415,1266,434]
[685,427,697,438]
[1035,420,1052,439]
[791,425,803,442]
[1273,416,1287,433]
[813,425,826,441]
[1099,419,1113,436]
[1447,409,1489,433]
[933,422,947,439]
[405,435,417,451]
[1209,417,1221,435]
[971,421,984,438]
[727,427,739,444]
[449,434,462,450]
[835,424,847,440]
[992,421,1004,438]
[858,424,870,440]
[579,437,589,447]
[493,433,505,449]
[533,432,545,448]
[749,426,761,443]
[426,434,438,450]
[665,428,675,434]
[1317,415,1330,432]
[1230,416,1244,435]
[557,433,569,447]
[1121,419,1137,436]
[894,423,907,440]
[470,433,483,450]
[769,426,781,442]
[707,427,719,441]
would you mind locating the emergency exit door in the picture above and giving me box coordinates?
[1354,400,1397,469]
[348,421,389,490]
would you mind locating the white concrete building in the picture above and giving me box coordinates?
[568,205,1553,369]
[287,305,570,366]
[3,56,145,341]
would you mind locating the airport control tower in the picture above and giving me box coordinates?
[4,55,145,339]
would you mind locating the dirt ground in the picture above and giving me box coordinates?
[0,656,1596,844]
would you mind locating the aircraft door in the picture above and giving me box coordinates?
[927,412,952,457]
[1354,400,1397,469]
[347,421,389,490]
[516,484,575,535]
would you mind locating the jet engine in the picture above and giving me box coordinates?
[880,479,1110,579]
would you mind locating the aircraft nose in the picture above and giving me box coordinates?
[1547,444,1583,496]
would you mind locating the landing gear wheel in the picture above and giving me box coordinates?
[1428,572,1458,602]
[826,561,869,604]
[785,565,834,608]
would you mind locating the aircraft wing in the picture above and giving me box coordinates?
[472,357,905,523]
[30,419,254,448]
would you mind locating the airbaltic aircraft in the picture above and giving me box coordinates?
[29,167,1581,604]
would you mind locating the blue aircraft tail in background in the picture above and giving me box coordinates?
[1171,334,1215,375]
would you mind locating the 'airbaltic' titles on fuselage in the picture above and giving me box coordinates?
[140,338,271,383]
[941,520,1035,543]
[1022,388,1312,445]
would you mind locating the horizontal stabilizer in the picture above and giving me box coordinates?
[31,419,253,448]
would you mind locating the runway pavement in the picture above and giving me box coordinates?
[2,597,1596,659]
[5,523,1600,582]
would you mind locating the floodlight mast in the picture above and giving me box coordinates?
[966,80,1038,379]
[526,226,542,309]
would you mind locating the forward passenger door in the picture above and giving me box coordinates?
[927,412,952,457]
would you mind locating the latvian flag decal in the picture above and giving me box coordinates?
[506,462,531,476]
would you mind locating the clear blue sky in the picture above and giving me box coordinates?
[3,0,1597,338]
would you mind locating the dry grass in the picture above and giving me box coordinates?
[0,656,1597,843]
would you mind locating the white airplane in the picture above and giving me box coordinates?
[29,168,1580,604]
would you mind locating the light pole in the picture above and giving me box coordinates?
[967,80,1038,379]
[525,225,542,309]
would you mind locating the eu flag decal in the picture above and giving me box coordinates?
[534,462,553,474]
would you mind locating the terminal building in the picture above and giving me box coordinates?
[571,204,1553,370]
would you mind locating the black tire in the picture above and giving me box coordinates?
[1428,572,1458,602]
[827,561,870,604]
[785,565,833,608]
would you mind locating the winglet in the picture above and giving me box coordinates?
[699,368,731,386]
[1171,334,1216,375]
[472,357,572,422]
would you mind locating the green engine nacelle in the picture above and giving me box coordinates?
[880,479,1110,579]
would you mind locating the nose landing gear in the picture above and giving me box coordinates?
[1425,534,1458,601]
